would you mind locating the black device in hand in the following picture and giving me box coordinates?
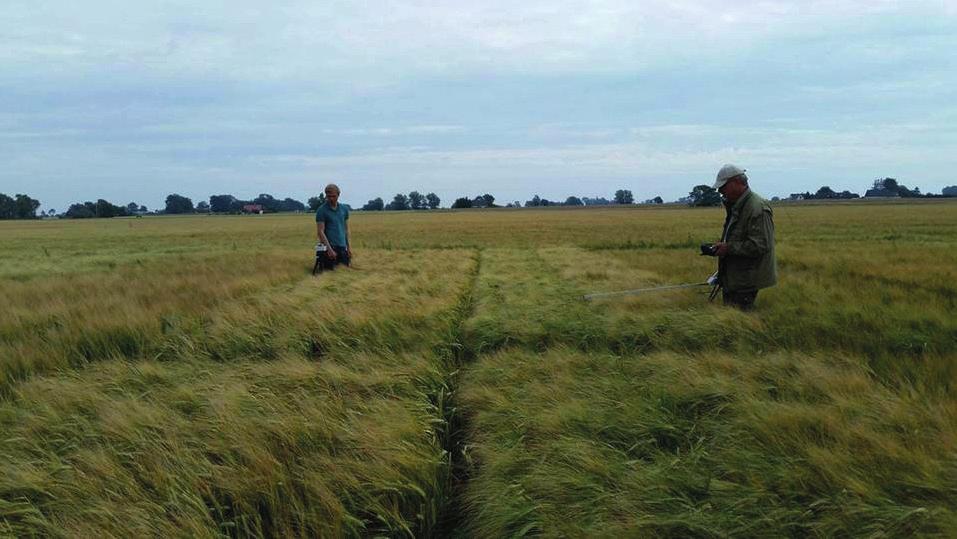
[700,243,719,256]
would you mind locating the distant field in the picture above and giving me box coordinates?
[2,201,956,537]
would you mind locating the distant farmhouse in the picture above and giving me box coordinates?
[242,204,264,214]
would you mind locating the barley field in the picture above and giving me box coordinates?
[2,201,956,537]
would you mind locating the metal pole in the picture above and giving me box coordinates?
[582,282,709,301]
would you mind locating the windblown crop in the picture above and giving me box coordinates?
[2,201,955,537]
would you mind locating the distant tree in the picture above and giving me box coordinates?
[408,191,425,210]
[13,194,41,219]
[0,193,40,219]
[126,202,140,214]
[526,195,556,206]
[943,186,957,197]
[689,185,722,207]
[467,194,496,208]
[279,198,306,212]
[61,200,125,219]
[564,196,584,206]
[308,194,326,211]
[164,194,194,214]
[426,192,440,209]
[512,201,522,208]
[253,194,280,213]
[582,197,611,206]
[866,178,901,198]
[386,193,410,211]
[65,202,95,219]
[95,199,125,218]
[898,184,920,198]
[0,194,15,219]
[196,201,210,212]
[451,197,473,209]
[210,195,237,213]
[139,205,148,213]
[47,209,56,217]
[652,196,663,204]
[874,178,899,192]
[228,198,250,213]
[94,199,111,218]
[614,189,634,204]
[361,197,385,211]
[809,189,863,200]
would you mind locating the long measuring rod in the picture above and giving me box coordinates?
[582,282,710,301]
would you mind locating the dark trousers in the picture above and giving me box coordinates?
[313,246,350,274]
[330,246,350,267]
[723,289,758,311]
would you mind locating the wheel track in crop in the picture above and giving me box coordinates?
[431,247,597,536]
[431,248,483,537]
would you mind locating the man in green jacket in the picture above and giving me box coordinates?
[711,164,777,310]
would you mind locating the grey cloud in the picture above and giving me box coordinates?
[1,1,956,211]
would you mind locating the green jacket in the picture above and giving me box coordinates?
[718,190,777,292]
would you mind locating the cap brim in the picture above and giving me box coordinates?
[712,179,727,190]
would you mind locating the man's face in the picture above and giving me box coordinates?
[719,177,747,202]
[325,190,339,203]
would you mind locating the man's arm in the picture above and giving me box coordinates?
[316,221,337,259]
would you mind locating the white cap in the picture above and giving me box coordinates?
[713,164,747,190]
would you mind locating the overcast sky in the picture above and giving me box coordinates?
[2,1,956,211]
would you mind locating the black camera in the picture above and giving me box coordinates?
[700,243,719,256]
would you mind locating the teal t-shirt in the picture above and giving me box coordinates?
[315,202,350,247]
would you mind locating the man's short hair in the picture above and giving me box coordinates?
[324,183,341,195]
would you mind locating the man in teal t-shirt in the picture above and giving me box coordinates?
[315,183,352,268]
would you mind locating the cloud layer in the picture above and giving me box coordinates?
[1,1,955,210]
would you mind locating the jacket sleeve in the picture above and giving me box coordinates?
[728,209,773,258]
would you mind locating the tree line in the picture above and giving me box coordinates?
[684,177,957,207]
[359,191,442,211]
[0,193,41,219]
[63,200,146,218]
[783,178,950,202]
[60,193,310,218]
[442,189,641,209]
[5,179,957,220]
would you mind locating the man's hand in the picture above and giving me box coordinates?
[347,246,353,258]
[327,247,337,260]
[714,242,730,257]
